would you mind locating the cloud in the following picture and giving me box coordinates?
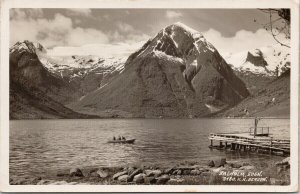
[10,13,109,47]
[47,41,146,58]
[116,22,134,33]
[166,10,182,19]
[66,9,92,17]
[126,33,151,43]
[110,22,150,44]
[10,9,149,48]
[10,8,43,20]
[203,28,289,56]
[109,30,150,45]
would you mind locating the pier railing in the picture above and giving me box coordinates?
[249,127,270,136]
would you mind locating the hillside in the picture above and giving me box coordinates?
[213,70,290,118]
[10,81,98,119]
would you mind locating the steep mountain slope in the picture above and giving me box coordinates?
[232,70,274,95]
[10,41,82,104]
[9,41,98,119]
[71,22,250,118]
[214,70,290,118]
[10,81,97,119]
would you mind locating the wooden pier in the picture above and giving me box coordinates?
[208,132,290,156]
[208,118,290,156]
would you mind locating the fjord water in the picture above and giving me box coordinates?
[10,118,289,178]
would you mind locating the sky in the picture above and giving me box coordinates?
[9,8,288,57]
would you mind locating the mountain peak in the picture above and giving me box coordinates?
[225,44,290,76]
[164,22,204,41]
[10,40,46,54]
[172,22,200,34]
[245,49,268,67]
[125,22,214,67]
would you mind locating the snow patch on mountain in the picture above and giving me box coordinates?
[205,103,221,113]
[153,50,184,64]
[174,22,200,37]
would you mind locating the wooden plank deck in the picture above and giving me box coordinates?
[208,132,290,156]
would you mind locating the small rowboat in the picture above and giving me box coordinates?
[107,139,135,144]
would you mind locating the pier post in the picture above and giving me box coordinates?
[225,142,228,148]
[210,140,213,147]
[269,138,273,154]
[231,143,236,150]
[219,142,223,148]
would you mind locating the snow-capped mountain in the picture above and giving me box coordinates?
[126,22,219,80]
[38,53,126,97]
[9,40,84,103]
[37,53,126,81]
[11,40,127,85]
[9,40,127,106]
[9,40,100,119]
[225,44,290,76]
[10,40,128,99]
[125,21,249,100]
[72,22,249,117]
[10,40,47,54]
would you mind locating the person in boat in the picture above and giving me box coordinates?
[122,136,126,140]
[118,136,121,140]
[113,136,116,140]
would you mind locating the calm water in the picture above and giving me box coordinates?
[10,118,289,178]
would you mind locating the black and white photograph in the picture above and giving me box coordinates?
[0,0,299,192]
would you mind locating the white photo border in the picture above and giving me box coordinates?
[0,0,299,192]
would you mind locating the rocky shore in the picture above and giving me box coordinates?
[10,157,290,185]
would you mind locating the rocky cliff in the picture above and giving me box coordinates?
[9,41,97,119]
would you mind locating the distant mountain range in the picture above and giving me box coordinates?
[9,23,290,119]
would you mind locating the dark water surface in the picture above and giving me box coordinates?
[10,118,289,178]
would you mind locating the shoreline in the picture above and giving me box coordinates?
[10,157,290,185]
